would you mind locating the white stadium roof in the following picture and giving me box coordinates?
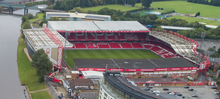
[48,21,149,31]
[161,25,194,30]
[23,29,72,48]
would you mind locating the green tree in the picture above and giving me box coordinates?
[142,0,153,8]
[218,47,220,54]
[48,17,60,21]
[210,52,219,58]
[32,49,52,82]
[127,0,137,7]
[0,6,2,12]
[22,22,31,29]
[60,18,68,21]
[27,13,34,19]
[39,19,48,27]
[21,15,29,24]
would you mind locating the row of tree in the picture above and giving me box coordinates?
[50,0,152,11]
[187,0,220,6]
[209,46,220,58]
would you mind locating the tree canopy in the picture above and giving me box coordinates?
[32,49,52,82]
[142,0,153,8]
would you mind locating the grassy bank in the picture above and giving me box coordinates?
[167,16,220,26]
[83,4,141,12]
[64,49,161,68]
[31,91,51,99]
[29,13,44,23]
[136,1,220,19]
[17,35,45,91]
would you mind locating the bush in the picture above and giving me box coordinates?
[28,13,34,19]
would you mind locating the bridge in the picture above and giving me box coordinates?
[0,1,64,15]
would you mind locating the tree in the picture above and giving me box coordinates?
[32,49,52,82]
[195,12,200,17]
[127,0,137,7]
[48,17,60,21]
[21,15,29,24]
[60,18,68,21]
[142,0,153,8]
[22,22,31,29]
[218,47,220,54]
[0,6,2,12]
[27,13,34,19]
[39,19,48,27]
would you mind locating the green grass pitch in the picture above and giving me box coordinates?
[64,49,161,68]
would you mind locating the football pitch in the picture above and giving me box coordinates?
[64,49,161,68]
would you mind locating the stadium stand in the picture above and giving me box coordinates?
[97,43,110,49]
[87,33,96,39]
[131,43,144,49]
[109,43,121,49]
[116,33,125,39]
[136,33,147,40]
[106,33,116,39]
[86,43,99,49]
[120,43,133,49]
[77,33,86,39]
[75,43,87,49]
[97,33,106,39]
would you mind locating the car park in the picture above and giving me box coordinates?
[192,95,198,97]
[188,88,194,91]
[144,87,150,91]
[163,88,169,91]
[184,86,189,89]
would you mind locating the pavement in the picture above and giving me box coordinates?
[140,86,219,99]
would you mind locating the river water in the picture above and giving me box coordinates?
[0,5,46,99]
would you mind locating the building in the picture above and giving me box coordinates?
[98,72,164,99]
[46,12,111,21]
[74,58,198,78]
[69,79,94,90]
[23,28,72,67]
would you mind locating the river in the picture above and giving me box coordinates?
[0,5,46,99]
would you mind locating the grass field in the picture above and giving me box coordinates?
[64,50,161,68]
[167,16,220,26]
[135,1,220,19]
[17,35,45,91]
[31,91,51,99]
[83,4,141,12]
[29,13,44,22]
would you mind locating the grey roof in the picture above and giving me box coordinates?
[93,21,148,31]
[48,21,149,31]
[85,15,109,20]
[48,21,100,31]
[161,25,194,30]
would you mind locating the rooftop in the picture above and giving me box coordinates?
[46,12,111,20]
[48,21,149,31]
[23,29,72,49]
[103,72,163,99]
[74,58,196,69]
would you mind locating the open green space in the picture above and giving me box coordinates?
[17,35,45,91]
[83,4,141,12]
[31,91,51,99]
[167,16,220,26]
[29,13,44,22]
[64,49,161,68]
[135,1,220,19]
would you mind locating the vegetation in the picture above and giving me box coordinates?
[31,91,51,99]
[167,16,220,26]
[25,1,49,7]
[64,50,161,68]
[135,1,220,19]
[29,13,44,23]
[210,47,220,58]
[187,0,220,6]
[32,49,53,82]
[17,35,45,91]
[142,0,153,8]
[0,6,2,12]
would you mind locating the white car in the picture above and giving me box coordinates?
[151,90,160,93]
[169,92,174,95]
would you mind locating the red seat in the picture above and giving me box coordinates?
[86,43,98,49]
[120,43,133,48]
[87,33,96,39]
[131,43,144,48]
[74,43,87,49]
[97,43,110,49]
[109,43,121,49]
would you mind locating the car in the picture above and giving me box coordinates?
[184,86,189,89]
[144,87,150,91]
[191,95,198,97]
[211,86,217,89]
[215,92,219,95]
[176,93,182,96]
[148,86,153,89]
[168,92,174,95]
[163,88,169,91]
[182,96,185,98]
[188,88,194,91]
[151,89,160,93]
[167,92,171,94]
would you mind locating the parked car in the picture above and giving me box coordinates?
[151,89,160,93]
[168,92,174,95]
[184,86,189,89]
[191,95,198,97]
[176,93,182,96]
[163,88,169,91]
[148,86,153,89]
[167,92,171,94]
[182,96,185,98]
[211,86,217,89]
[144,87,150,91]
[215,92,219,95]
[188,88,194,91]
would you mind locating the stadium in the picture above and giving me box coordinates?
[24,21,210,78]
